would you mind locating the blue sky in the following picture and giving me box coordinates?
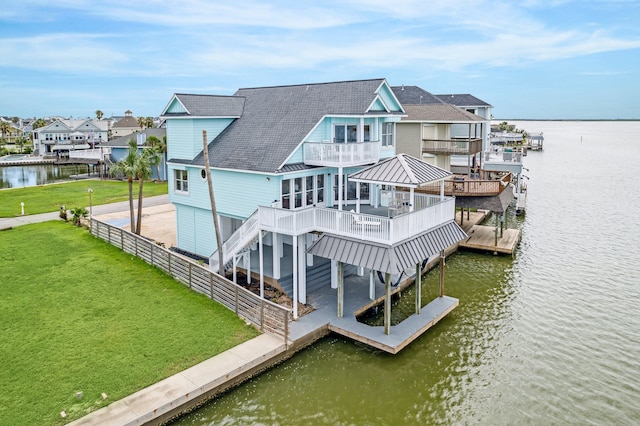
[1,0,639,120]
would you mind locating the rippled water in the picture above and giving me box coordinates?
[175,121,640,425]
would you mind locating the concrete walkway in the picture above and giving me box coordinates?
[68,334,287,426]
[0,194,169,230]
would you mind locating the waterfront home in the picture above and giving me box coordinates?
[100,128,167,181]
[111,110,141,139]
[160,78,466,328]
[32,118,108,156]
[390,86,512,215]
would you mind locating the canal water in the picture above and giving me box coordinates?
[174,121,640,425]
[0,163,94,189]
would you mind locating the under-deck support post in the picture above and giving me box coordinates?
[337,261,344,318]
[369,269,375,300]
[415,262,422,315]
[384,272,391,335]
[259,231,264,299]
[293,233,298,320]
[460,208,464,226]
[494,213,499,246]
[439,250,445,297]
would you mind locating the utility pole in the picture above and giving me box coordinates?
[202,130,224,273]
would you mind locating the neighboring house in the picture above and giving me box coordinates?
[391,85,487,172]
[110,110,140,139]
[101,128,167,181]
[393,86,516,218]
[435,93,493,154]
[161,78,466,321]
[32,119,108,156]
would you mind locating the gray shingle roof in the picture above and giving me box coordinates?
[435,94,492,108]
[402,104,485,122]
[391,86,444,105]
[101,128,166,147]
[307,221,467,275]
[166,94,246,117]
[191,79,393,173]
[349,153,451,187]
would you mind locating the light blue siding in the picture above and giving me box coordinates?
[166,98,187,114]
[378,83,403,112]
[166,118,234,160]
[175,204,218,257]
[369,97,387,111]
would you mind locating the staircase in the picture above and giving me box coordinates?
[209,210,261,273]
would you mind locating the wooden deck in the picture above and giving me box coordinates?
[459,224,521,255]
[288,269,458,354]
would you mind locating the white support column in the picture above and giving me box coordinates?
[337,261,344,318]
[259,231,264,299]
[384,272,391,335]
[306,234,314,266]
[244,250,251,284]
[440,180,445,201]
[232,254,237,284]
[331,260,338,289]
[409,187,415,212]
[297,235,306,304]
[338,167,343,211]
[293,234,298,320]
[369,269,375,300]
[415,262,422,315]
[356,181,361,213]
[272,233,281,279]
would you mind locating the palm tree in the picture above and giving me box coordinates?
[145,135,166,181]
[32,118,47,129]
[145,117,154,128]
[137,117,146,129]
[0,121,10,142]
[95,110,104,120]
[134,149,152,234]
[110,139,139,232]
[16,136,28,154]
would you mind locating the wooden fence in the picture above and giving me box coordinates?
[90,218,290,342]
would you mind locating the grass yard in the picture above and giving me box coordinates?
[0,180,168,218]
[0,221,259,425]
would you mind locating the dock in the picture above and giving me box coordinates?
[455,208,521,255]
[459,225,521,255]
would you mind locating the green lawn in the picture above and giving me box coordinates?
[0,221,259,425]
[0,180,168,218]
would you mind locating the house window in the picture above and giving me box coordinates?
[306,176,314,206]
[382,122,394,147]
[281,180,291,209]
[294,177,303,208]
[317,175,324,203]
[333,124,370,143]
[175,170,188,193]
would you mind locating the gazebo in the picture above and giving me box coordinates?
[308,154,467,335]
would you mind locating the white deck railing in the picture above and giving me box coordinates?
[303,141,381,167]
[484,147,522,164]
[69,147,111,160]
[210,210,261,272]
[257,195,454,244]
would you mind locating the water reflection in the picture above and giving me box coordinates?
[0,164,90,189]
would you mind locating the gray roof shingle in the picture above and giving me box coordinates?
[391,86,444,105]
[190,79,394,173]
[166,94,246,117]
[435,94,492,108]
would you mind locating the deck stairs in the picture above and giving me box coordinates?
[209,210,262,273]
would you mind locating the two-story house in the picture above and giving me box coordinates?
[161,78,466,329]
[33,119,108,156]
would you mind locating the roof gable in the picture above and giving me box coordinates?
[192,78,399,173]
[161,93,245,117]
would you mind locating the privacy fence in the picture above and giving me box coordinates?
[90,218,290,342]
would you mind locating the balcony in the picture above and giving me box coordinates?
[303,141,381,167]
[422,138,482,155]
[417,172,511,197]
[483,146,524,173]
[257,194,455,245]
